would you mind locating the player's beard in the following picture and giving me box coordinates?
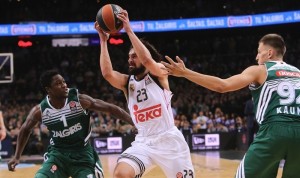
[128,65,146,75]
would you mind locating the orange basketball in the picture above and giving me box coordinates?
[96,4,123,34]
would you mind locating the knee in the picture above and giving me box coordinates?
[34,173,49,178]
[113,167,133,178]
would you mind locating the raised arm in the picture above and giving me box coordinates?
[117,10,167,77]
[162,56,266,93]
[8,105,42,171]
[79,94,134,126]
[94,22,128,91]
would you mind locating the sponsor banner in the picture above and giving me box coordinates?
[94,137,122,154]
[107,137,122,150]
[0,10,299,36]
[205,134,220,146]
[192,134,219,150]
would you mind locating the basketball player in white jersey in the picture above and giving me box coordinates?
[95,10,195,178]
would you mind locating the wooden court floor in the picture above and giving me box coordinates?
[0,152,283,178]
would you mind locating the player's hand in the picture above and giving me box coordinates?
[7,157,20,171]
[161,56,187,77]
[94,21,110,41]
[116,10,131,33]
[130,126,138,135]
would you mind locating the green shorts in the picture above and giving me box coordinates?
[35,144,104,178]
[235,122,300,178]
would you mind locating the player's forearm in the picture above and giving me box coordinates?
[91,98,134,125]
[0,112,5,131]
[14,128,31,159]
[0,114,7,140]
[183,69,226,93]
[100,44,114,76]
[127,31,152,63]
[0,124,6,131]
[112,106,134,126]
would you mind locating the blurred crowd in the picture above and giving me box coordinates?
[1,0,299,24]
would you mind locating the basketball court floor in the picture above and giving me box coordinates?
[0,150,283,178]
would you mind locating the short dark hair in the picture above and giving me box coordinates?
[40,70,59,92]
[130,39,163,62]
[259,34,286,56]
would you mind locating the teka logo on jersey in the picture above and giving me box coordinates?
[133,104,161,123]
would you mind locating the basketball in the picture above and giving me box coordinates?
[96,4,123,34]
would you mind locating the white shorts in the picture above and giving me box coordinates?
[118,126,195,177]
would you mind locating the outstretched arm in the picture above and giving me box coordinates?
[162,56,265,93]
[79,94,134,126]
[94,22,128,91]
[8,105,42,171]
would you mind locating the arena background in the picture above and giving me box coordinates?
[0,0,300,177]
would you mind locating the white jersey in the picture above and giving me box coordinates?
[121,74,195,177]
[127,74,174,137]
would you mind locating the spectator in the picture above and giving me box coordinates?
[26,125,44,155]
[207,122,216,133]
[235,116,246,133]
[180,120,193,135]
[244,98,258,146]
[197,111,208,133]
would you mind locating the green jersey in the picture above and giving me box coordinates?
[40,88,91,150]
[250,61,300,125]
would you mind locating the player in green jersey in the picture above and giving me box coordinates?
[7,70,134,178]
[162,34,300,178]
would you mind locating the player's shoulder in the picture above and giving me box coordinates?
[30,104,42,119]
[243,64,265,76]
[78,93,91,101]
[244,64,265,73]
[34,104,42,111]
[78,93,94,108]
[245,65,267,84]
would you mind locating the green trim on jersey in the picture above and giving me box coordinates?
[40,88,92,150]
[250,61,300,125]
